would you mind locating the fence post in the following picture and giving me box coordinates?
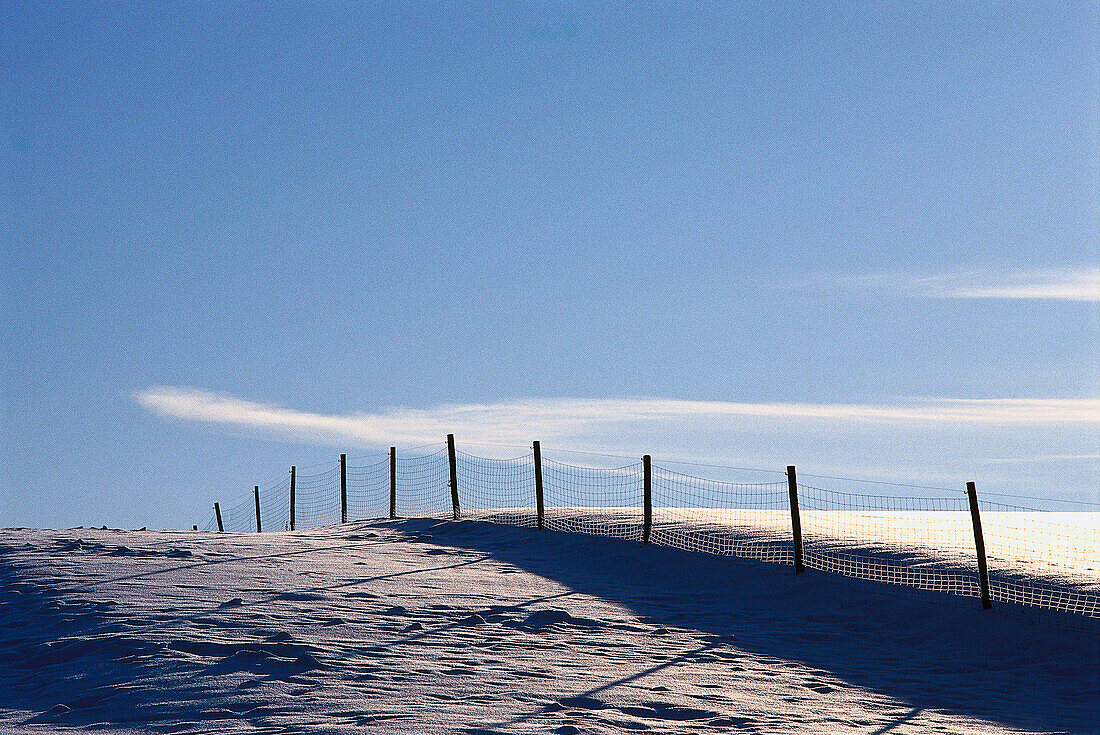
[642,454,652,544]
[340,453,347,524]
[447,434,460,520]
[389,446,397,519]
[966,481,993,610]
[786,465,805,574]
[254,486,262,533]
[533,440,545,530]
[214,503,224,532]
[289,466,296,531]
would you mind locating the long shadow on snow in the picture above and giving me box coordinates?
[383,518,1100,734]
[0,534,430,731]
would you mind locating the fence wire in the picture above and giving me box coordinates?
[542,458,644,541]
[977,498,1100,618]
[456,450,538,527]
[294,465,342,530]
[796,484,982,599]
[652,466,794,564]
[199,510,218,532]
[217,493,261,534]
[347,453,390,522]
[200,448,1098,621]
[258,475,291,532]
[395,446,451,518]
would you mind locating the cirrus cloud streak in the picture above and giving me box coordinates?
[837,267,1100,302]
[135,386,1100,451]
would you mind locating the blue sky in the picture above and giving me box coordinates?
[2,2,1097,528]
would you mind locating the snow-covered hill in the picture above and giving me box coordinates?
[1,519,1096,733]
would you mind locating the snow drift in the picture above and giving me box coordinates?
[1,519,1096,733]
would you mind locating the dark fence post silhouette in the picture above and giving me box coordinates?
[447,434,460,519]
[253,486,262,533]
[786,465,805,574]
[966,481,993,610]
[389,446,397,519]
[214,503,224,532]
[533,440,545,529]
[340,453,348,524]
[642,454,652,544]
[289,465,296,531]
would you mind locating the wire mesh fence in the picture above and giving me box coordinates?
[395,446,451,518]
[346,456,389,522]
[652,466,794,564]
[542,458,645,541]
[796,484,983,598]
[457,450,538,527]
[294,465,342,530]
[978,497,1100,617]
[217,494,258,534]
[258,476,291,532]
[200,442,1099,622]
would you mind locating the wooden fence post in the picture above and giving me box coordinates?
[389,446,397,519]
[787,466,805,574]
[447,434,460,520]
[214,503,223,532]
[966,481,993,610]
[533,440,545,529]
[340,453,347,524]
[254,486,262,533]
[642,454,652,544]
[289,466,296,531]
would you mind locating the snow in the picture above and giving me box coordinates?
[1,519,1096,734]
[466,507,1100,589]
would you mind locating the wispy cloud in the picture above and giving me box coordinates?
[984,454,1100,465]
[834,267,1100,302]
[136,387,1100,452]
